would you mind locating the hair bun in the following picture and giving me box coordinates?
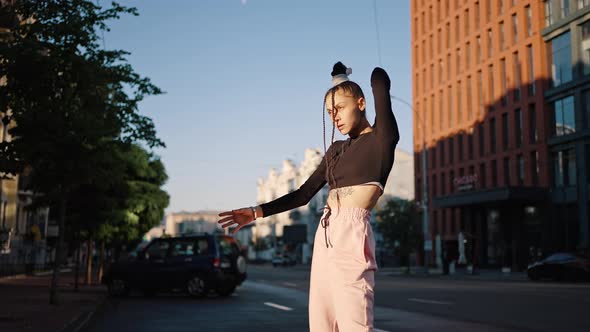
[331,61,352,86]
[331,62,348,76]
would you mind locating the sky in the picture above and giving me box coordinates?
[103,0,414,213]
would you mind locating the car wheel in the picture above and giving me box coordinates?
[187,275,208,298]
[108,278,129,297]
[216,284,236,297]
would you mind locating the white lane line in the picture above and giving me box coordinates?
[374,329,392,332]
[264,302,294,311]
[283,282,297,287]
[408,298,453,305]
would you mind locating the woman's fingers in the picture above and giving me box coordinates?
[218,211,233,217]
[218,216,234,224]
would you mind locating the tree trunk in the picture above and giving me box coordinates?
[85,239,93,285]
[98,241,105,284]
[49,197,67,305]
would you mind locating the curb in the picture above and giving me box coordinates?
[58,294,108,332]
[0,268,73,281]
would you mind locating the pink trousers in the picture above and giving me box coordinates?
[309,206,378,332]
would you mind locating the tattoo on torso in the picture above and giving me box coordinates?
[329,187,354,200]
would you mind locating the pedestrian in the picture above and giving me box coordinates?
[219,62,400,332]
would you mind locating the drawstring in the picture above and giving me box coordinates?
[320,205,333,248]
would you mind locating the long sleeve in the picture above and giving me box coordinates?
[371,67,400,144]
[260,151,328,218]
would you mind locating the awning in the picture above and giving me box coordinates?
[432,187,549,209]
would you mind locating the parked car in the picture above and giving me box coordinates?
[271,252,297,267]
[527,252,590,281]
[102,234,247,297]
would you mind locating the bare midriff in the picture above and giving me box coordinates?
[326,184,382,210]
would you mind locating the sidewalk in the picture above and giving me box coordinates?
[0,269,107,332]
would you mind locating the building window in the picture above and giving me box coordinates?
[531,150,539,185]
[502,113,509,151]
[433,174,438,196]
[457,80,462,122]
[288,179,296,193]
[446,22,451,49]
[561,0,571,18]
[491,159,498,187]
[517,154,525,185]
[478,123,485,156]
[438,28,442,53]
[499,21,505,51]
[457,48,462,75]
[490,117,497,153]
[449,137,454,163]
[581,20,590,76]
[475,1,480,28]
[545,0,554,27]
[515,108,522,148]
[439,60,444,84]
[489,64,495,109]
[450,170,455,193]
[455,16,460,42]
[500,58,507,106]
[467,76,473,120]
[441,172,446,195]
[449,84,453,126]
[447,53,451,80]
[466,42,471,68]
[512,14,518,44]
[580,0,590,9]
[584,90,590,129]
[458,134,464,161]
[553,96,576,136]
[432,145,437,168]
[504,157,511,186]
[526,5,532,37]
[551,31,572,87]
[468,134,474,160]
[440,141,445,167]
[477,70,484,114]
[486,0,492,22]
[440,89,444,131]
[513,52,521,101]
[529,103,538,143]
[553,149,577,187]
[477,35,482,63]
[479,162,486,188]
[465,9,470,37]
[527,45,535,96]
[488,29,493,58]
[499,0,504,15]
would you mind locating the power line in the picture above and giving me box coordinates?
[372,0,382,66]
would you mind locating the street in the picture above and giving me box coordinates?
[84,265,590,332]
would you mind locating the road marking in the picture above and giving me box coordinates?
[374,329,392,332]
[264,302,293,311]
[283,282,297,287]
[408,298,453,305]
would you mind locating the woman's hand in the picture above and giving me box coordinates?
[370,67,391,90]
[218,208,255,235]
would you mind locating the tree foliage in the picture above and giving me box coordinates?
[375,199,422,267]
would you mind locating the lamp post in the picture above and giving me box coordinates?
[390,95,431,273]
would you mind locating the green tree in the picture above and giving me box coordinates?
[0,1,163,304]
[375,199,422,273]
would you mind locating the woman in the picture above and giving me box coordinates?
[219,62,399,332]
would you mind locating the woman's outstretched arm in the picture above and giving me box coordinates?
[219,145,334,234]
[371,67,400,144]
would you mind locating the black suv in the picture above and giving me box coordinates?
[102,234,247,297]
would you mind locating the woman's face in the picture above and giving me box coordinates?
[325,89,366,136]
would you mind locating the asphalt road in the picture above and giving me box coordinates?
[84,265,590,332]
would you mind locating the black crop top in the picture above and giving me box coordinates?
[260,68,400,218]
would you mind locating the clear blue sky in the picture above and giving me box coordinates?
[104,0,413,213]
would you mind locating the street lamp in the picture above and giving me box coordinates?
[390,95,431,273]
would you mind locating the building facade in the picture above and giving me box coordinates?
[411,0,564,271]
[542,0,590,257]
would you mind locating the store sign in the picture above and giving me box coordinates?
[453,174,478,191]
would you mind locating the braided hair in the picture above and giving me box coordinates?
[322,62,366,207]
